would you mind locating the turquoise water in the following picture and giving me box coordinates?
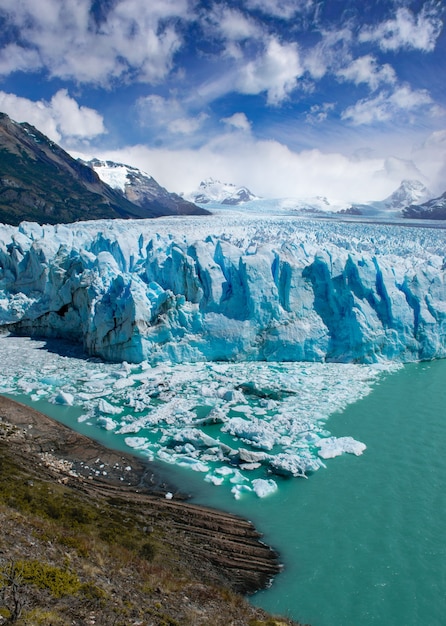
[97,358,444,626]
[243,360,446,626]
[1,335,445,625]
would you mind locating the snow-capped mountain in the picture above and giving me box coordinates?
[344,179,434,217]
[382,179,433,210]
[87,159,208,217]
[0,113,158,225]
[185,178,260,205]
[402,191,446,220]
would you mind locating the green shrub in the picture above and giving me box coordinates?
[13,560,80,598]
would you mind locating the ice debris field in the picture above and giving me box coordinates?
[0,335,396,498]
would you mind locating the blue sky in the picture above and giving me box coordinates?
[0,0,445,202]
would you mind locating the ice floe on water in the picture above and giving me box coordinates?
[0,335,400,498]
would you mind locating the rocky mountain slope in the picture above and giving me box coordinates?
[402,191,446,219]
[0,113,156,225]
[0,113,205,225]
[88,159,209,217]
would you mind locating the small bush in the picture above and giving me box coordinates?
[139,541,156,561]
[14,560,80,598]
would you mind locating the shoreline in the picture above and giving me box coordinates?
[0,394,282,596]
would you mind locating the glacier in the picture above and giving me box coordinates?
[0,212,445,364]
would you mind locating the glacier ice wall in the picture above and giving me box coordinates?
[0,216,445,364]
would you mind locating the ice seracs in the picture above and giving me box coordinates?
[0,213,444,364]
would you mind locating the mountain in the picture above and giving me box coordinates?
[342,179,433,217]
[383,179,433,211]
[0,113,165,225]
[88,159,209,217]
[185,178,259,205]
[402,191,446,220]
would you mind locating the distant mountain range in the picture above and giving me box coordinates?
[184,178,259,205]
[187,176,446,220]
[0,112,205,226]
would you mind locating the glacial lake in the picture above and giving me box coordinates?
[1,335,445,626]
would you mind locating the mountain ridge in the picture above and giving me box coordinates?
[0,113,206,225]
[87,158,209,217]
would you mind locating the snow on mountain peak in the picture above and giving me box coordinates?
[383,179,433,210]
[87,158,154,192]
[186,178,260,205]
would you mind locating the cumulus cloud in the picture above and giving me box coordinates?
[0,90,105,143]
[208,5,260,42]
[342,85,434,125]
[236,38,303,105]
[359,4,443,52]
[0,0,188,84]
[0,44,42,75]
[337,55,396,91]
[221,112,252,131]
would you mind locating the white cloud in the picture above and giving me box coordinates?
[0,90,105,143]
[342,85,434,125]
[136,95,208,136]
[305,102,335,124]
[245,0,315,20]
[0,0,189,84]
[221,112,252,131]
[303,26,354,80]
[359,4,443,52]
[236,38,303,105]
[77,130,436,205]
[209,6,260,42]
[0,44,42,75]
[337,55,396,91]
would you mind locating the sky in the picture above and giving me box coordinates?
[0,0,445,203]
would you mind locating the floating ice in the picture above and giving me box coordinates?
[317,436,367,459]
[52,390,74,405]
[252,478,278,498]
[0,334,398,499]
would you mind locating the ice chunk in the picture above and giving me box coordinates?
[98,399,123,415]
[317,436,367,459]
[231,484,253,500]
[252,478,278,498]
[52,390,74,405]
[97,416,118,430]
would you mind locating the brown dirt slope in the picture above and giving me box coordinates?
[0,395,307,626]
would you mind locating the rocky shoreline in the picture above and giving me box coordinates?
[0,394,281,596]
